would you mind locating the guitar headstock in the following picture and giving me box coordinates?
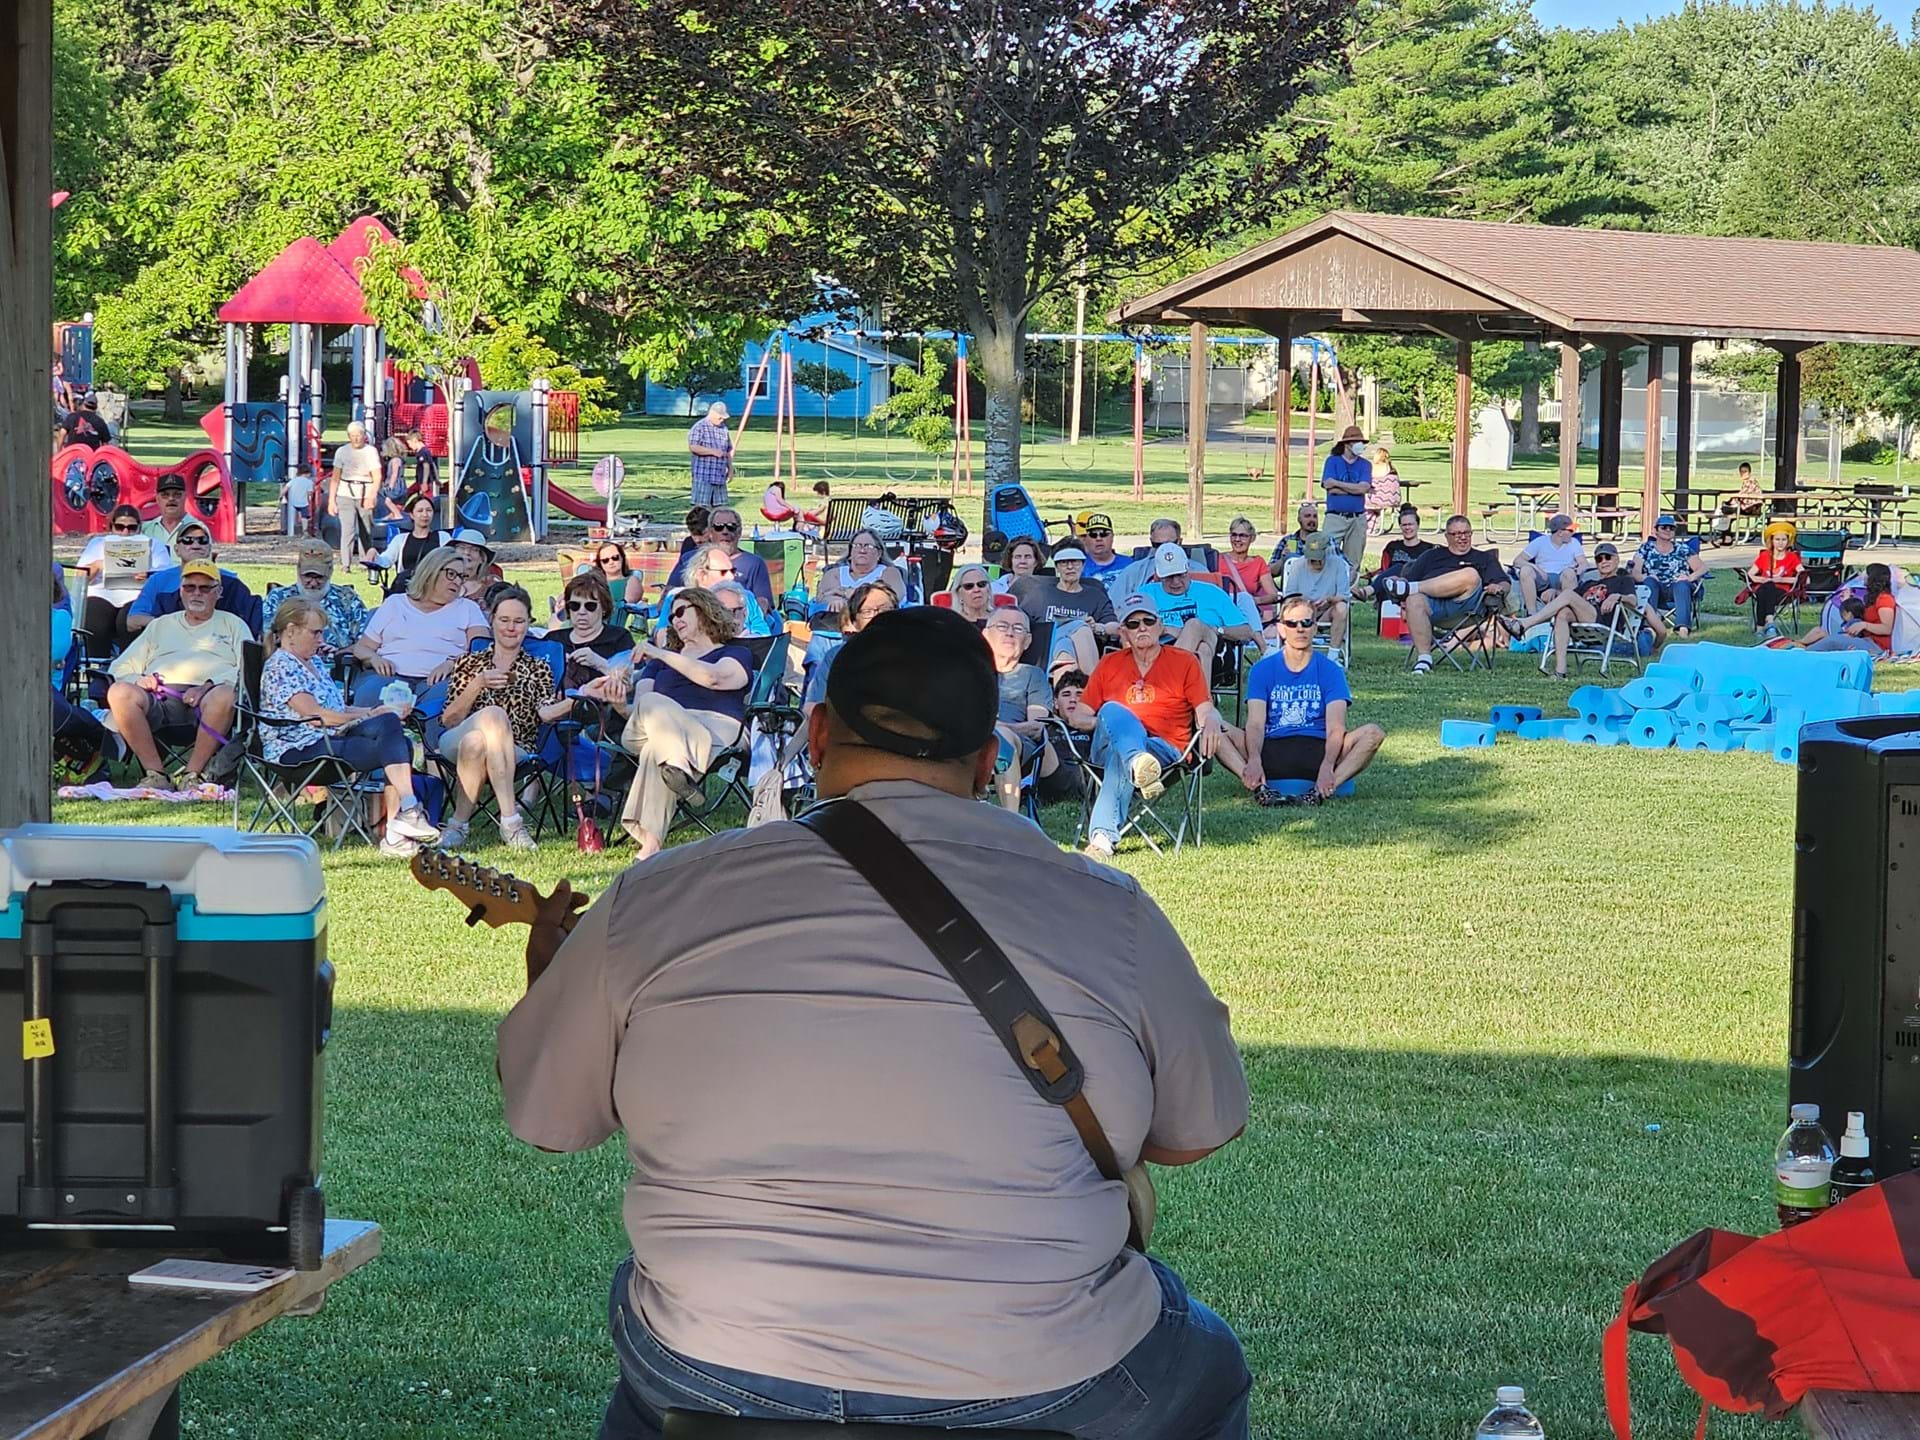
[409,849,551,931]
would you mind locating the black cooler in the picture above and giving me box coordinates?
[0,826,331,1267]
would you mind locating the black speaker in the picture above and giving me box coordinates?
[1790,715,1920,1179]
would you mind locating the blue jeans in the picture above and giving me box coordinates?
[1648,579,1695,629]
[600,1254,1249,1440]
[279,711,411,772]
[1088,702,1180,846]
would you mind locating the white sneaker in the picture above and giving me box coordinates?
[378,835,420,859]
[1129,751,1165,800]
[500,817,538,853]
[1083,834,1115,860]
[387,806,440,844]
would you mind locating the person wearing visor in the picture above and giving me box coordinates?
[500,605,1252,1440]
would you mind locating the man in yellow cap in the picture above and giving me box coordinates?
[105,558,250,788]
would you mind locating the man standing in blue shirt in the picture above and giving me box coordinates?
[1241,594,1384,804]
[1320,424,1373,568]
[1139,543,1256,681]
[687,401,734,508]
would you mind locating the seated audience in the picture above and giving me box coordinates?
[946,564,999,627]
[51,571,109,781]
[675,543,772,636]
[260,598,440,857]
[1716,461,1763,530]
[434,584,570,853]
[261,540,371,658]
[678,506,712,556]
[105,560,249,789]
[78,504,172,651]
[142,473,193,548]
[708,580,771,636]
[126,519,261,636]
[1797,563,1897,655]
[1372,513,1511,676]
[1630,516,1707,636]
[372,494,449,586]
[1514,513,1585,614]
[1020,544,1117,677]
[1036,668,1090,805]
[1076,512,1132,587]
[994,536,1049,598]
[691,507,774,608]
[1066,593,1250,859]
[1242,594,1384,803]
[813,528,907,617]
[802,583,897,718]
[347,547,491,704]
[583,587,754,861]
[1222,517,1280,634]
[1139,544,1257,678]
[1369,505,1433,580]
[1280,534,1353,666]
[554,571,636,690]
[1108,518,1185,598]
[1268,501,1321,569]
[1744,520,1801,637]
[1505,542,1639,679]
[981,607,1061,811]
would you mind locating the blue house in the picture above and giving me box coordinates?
[643,314,917,419]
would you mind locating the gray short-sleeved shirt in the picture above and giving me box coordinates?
[497,780,1247,1399]
[996,662,1051,724]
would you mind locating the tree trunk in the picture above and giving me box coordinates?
[974,317,1025,494]
[163,367,186,422]
[1519,339,1541,454]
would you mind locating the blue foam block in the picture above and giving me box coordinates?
[1714,678,1771,721]
[1620,676,1691,710]
[1602,715,1632,733]
[1568,722,1623,747]
[1628,709,1678,749]
[1878,691,1920,716]
[1743,727,1776,753]
[1663,641,1873,695]
[1489,705,1544,732]
[1440,719,1498,749]
[1680,694,1740,725]
[1266,778,1357,798]
[1569,685,1633,726]
[1772,704,1804,765]
[1644,661,1704,691]
[1513,719,1560,740]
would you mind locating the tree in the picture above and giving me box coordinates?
[867,353,956,458]
[792,362,857,400]
[549,0,1350,489]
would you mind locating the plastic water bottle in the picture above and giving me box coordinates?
[1475,1386,1545,1439]
[1775,1102,1836,1228]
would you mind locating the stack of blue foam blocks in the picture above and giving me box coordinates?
[1439,642,1891,764]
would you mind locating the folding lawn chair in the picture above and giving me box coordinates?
[1407,593,1504,674]
[1065,724,1210,856]
[1541,596,1646,678]
[233,641,383,846]
[1796,530,1852,613]
[667,632,789,838]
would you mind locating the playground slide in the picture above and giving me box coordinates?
[545,481,607,522]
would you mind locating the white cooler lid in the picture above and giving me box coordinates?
[0,826,324,915]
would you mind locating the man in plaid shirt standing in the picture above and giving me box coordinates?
[687,401,734,508]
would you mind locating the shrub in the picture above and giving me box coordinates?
[1841,437,1896,465]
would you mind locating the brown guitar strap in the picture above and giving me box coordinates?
[797,799,1148,1249]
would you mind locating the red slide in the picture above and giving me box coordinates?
[545,481,607,521]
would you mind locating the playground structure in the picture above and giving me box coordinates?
[50,442,237,542]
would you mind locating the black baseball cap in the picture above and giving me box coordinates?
[156,473,186,493]
[826,607,997,761]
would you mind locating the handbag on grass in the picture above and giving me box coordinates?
[1604,1168,1920,1440]
[797,799,1156,1250]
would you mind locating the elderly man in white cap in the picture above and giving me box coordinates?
[688,400,734,508]
[1319,423,1374,566]
[1138,542,1257,681]
[327,420,385,567]
[1513,512,1586,615]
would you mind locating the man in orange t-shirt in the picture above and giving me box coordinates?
[1068,593,1247,858]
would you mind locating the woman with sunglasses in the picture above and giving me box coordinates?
[557,572,635,691]
[946,564,997,627]
[584,587,754,861]
[812,528,905,619]
[77,504,174,651]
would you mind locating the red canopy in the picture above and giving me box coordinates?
[328,216,427,300]
[217,237,372,326]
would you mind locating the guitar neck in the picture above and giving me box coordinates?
[409,849,586,933]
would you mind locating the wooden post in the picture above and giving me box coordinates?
[1774,345,1804,498]
[1674,340,1694,517]
[1130,343,1144,503]
[1272,326,1292,531]
[1558,341,1580,515]
[1597,344,1624,533]
[1187,322,1207,537]
[1,0,54,826]
[1303,351,1319,500]
[1641,342,1664,536]
[1452,339,1472,517]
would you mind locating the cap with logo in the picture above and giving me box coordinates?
[156,473,186,494]
[1117,593,1159,622]
[1151,541,1190,579]
[295,539,334,576]
[178,559,220,582]
[1081,513,1113,533]
[824,608,997,762]
[1302,532,1331,561]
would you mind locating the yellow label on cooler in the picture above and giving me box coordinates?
[22,1019,54,1060]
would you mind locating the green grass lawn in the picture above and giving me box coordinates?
[50,589,1918,1439]
[115,406,1912,545]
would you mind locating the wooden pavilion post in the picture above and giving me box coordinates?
[1451,339,1472,517]
[1303,349,1319,500]
[1272,324,1292,531]
[1,0,54,826]
[1772,343,1805,502]
[1558,341,1581,515]
[1674,340,1695,518]
[1641,342,1664,535]
[1597,344,1625,533]
[1186,322,1208,537]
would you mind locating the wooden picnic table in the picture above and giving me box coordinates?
[1801,1390,1920,1438]
[0,1219,381,1440]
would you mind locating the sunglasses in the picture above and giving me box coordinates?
[710,522,741,534]
[110,523,141,533]
[1084,529,1112,539]
[959,580,987,591]
[670,604,695,621]
[566,599,600,612]
[1121,616,1159,630]
[176,536,211,547]
[597,554,623,565]
[1279,618,1316,630]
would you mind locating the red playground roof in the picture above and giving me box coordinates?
[328,215,427,300]
[218,237,373,326]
